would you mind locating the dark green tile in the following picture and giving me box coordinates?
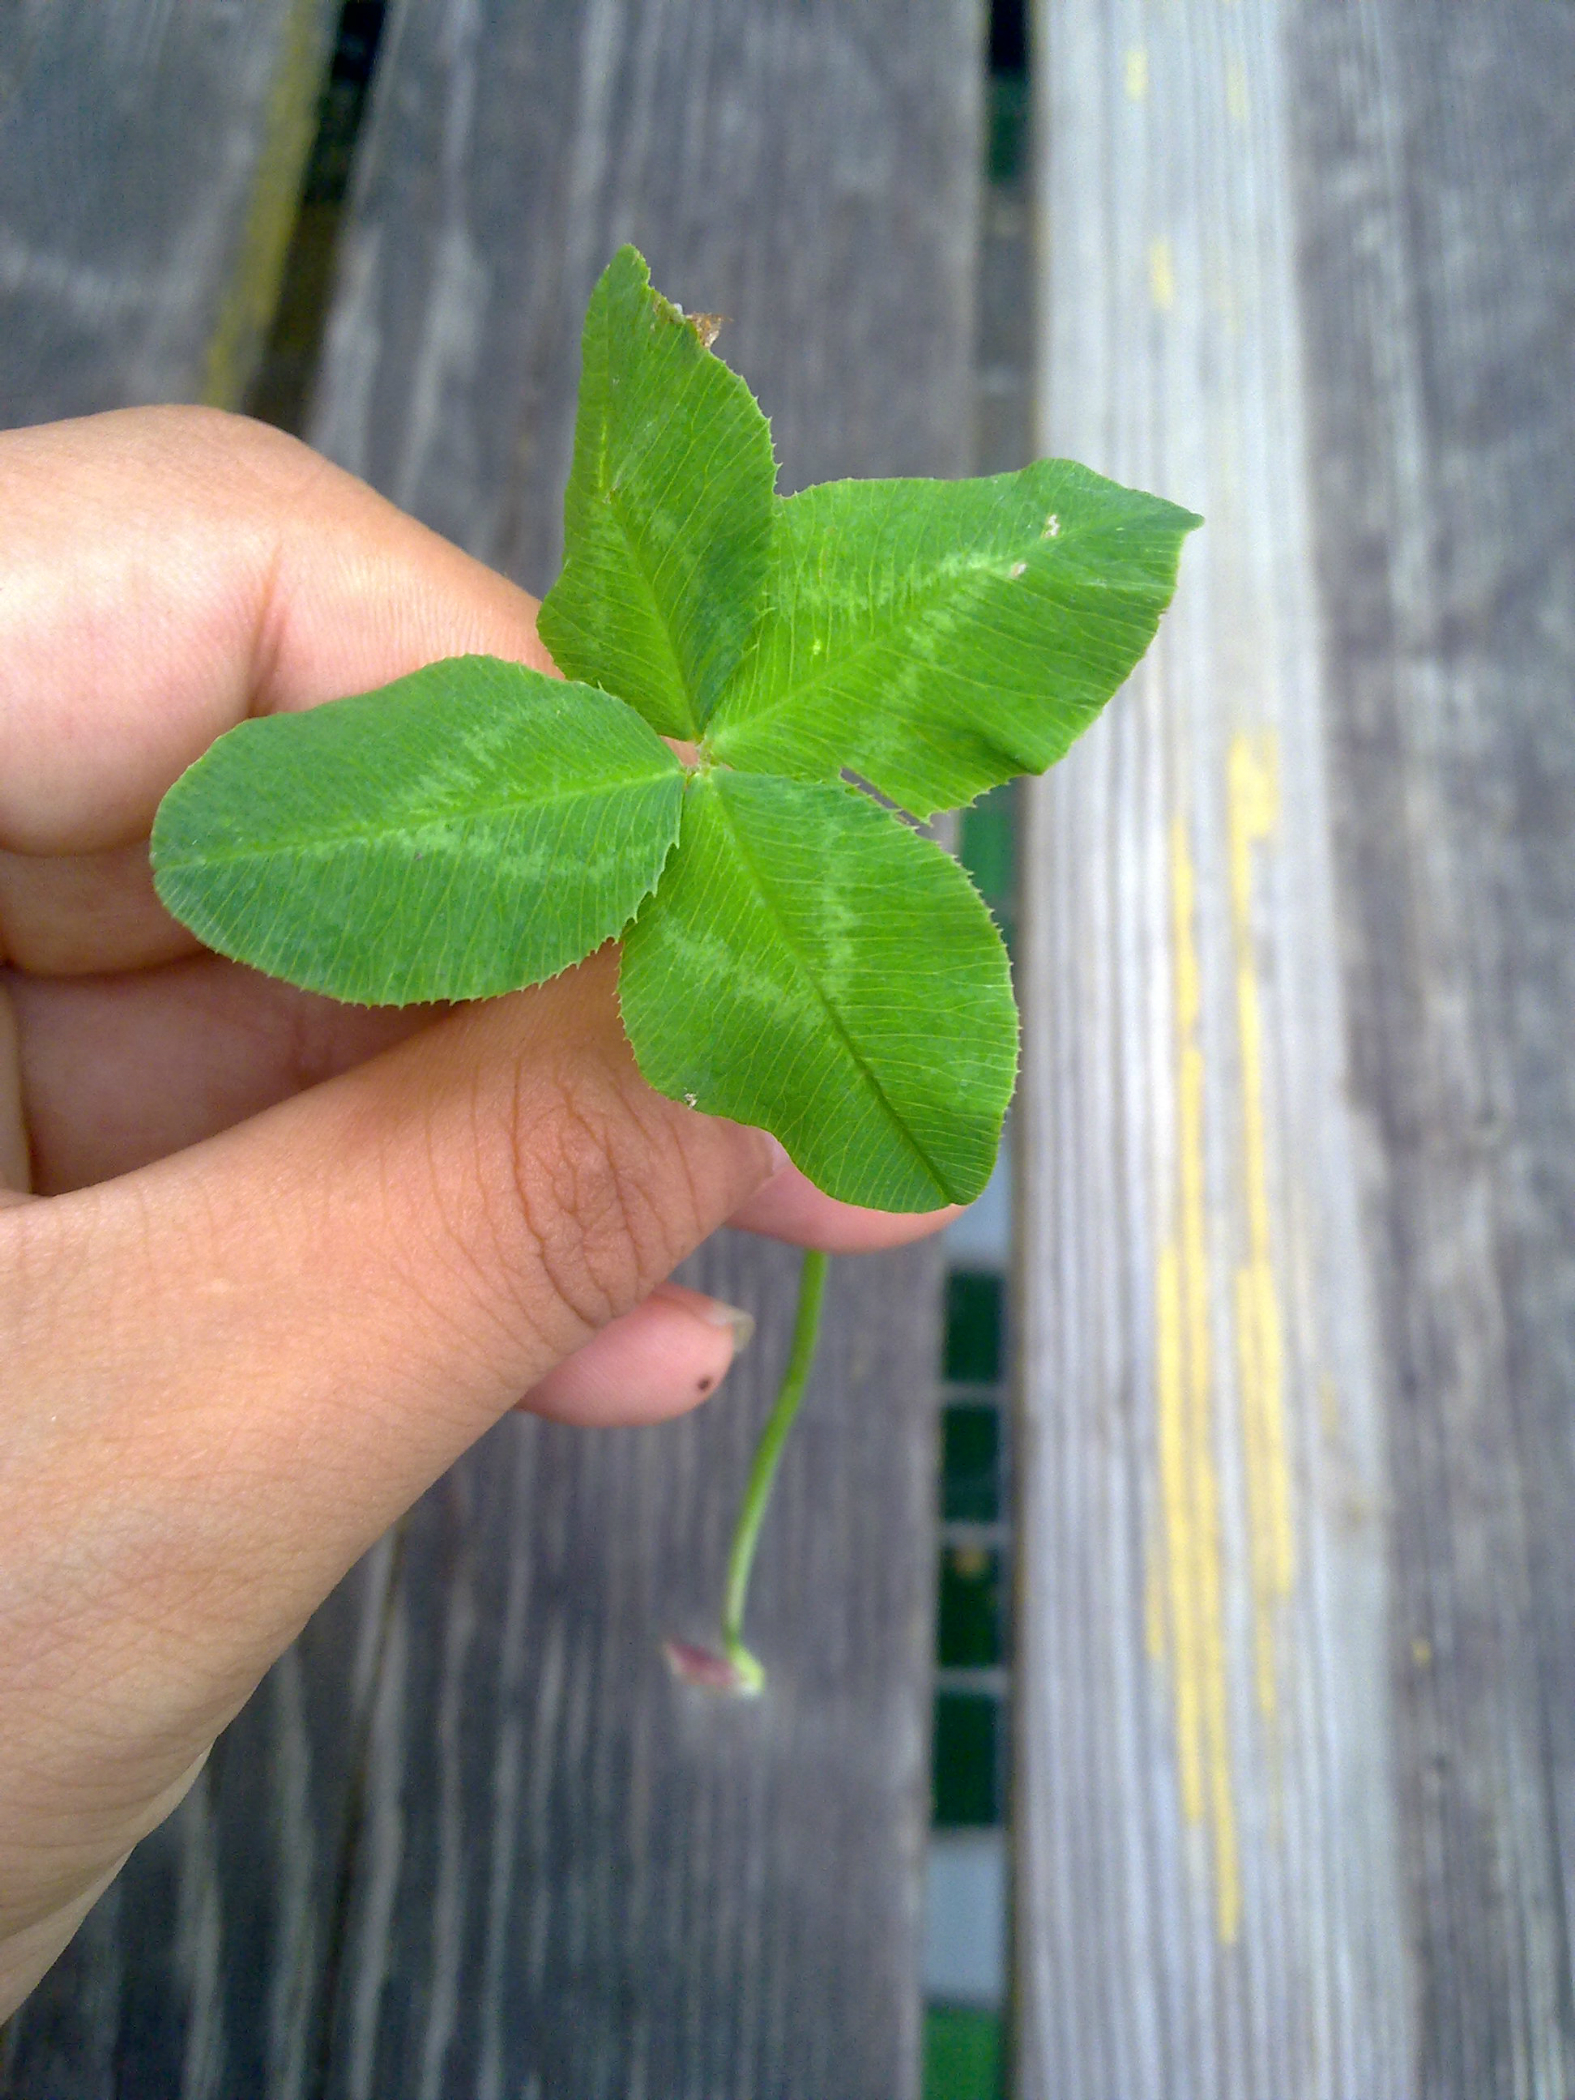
[938,1547,1005,1667]
[944,1270,1004,1384]
[932,1692,1002,1826]
[941,1404,1001,1523]
[987,69,1030,186]
[924,2004,1004,2099]
[959,784,1016,909]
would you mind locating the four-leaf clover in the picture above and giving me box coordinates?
[152,247,1199,1212]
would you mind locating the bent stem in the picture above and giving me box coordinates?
[720,1246,829,1695]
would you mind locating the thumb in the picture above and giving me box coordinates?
[2,950,775,1746]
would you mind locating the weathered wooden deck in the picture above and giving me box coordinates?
[0,4,974,2094]
[1020,3,1575,2094]
[2,1,1574,2094]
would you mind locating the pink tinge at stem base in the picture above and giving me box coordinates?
[662,1639,758,1695]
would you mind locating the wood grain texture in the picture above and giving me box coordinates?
[1017,3,1406,2091]
[1017,2,1575,2094]
[2,1250,948,2100]
[309,0,980,574]
[0,0,340,421]
[1288,8,1575,2093]
[1,3,979,2093]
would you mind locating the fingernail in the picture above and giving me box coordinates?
[696,1298,755,1353]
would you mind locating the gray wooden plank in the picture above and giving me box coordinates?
[1017,3,1407,2091]
[1287,8,1575,2093]
[0,6,372,2093]
[0,1543,396,2097]
[3,3,981,2095]
[309,0,981,564]
[300,11,976,2086]
[1017,2,1575,2094]
[318,1239,945,2100]
[0,0,340,422]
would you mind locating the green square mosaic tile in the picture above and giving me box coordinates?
[924,2004,1004,2099]
[941,1404,1001,1523]
[932,1692,1002,1827]
[944,1271,1005,1384]
[938,1547,1005,1668]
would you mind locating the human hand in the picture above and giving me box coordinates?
[0,409,954,2015]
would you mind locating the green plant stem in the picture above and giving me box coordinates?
[721,1247,830,1693]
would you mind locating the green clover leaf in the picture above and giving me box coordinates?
[537,247,775,739]
[620,769,1017,1212]
[152,655,682,1005]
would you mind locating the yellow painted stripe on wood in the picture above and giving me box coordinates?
[1156,1241,1203,1822]
[1226,55,1250,125]
[1229,734,1294,1729]
[201,0,326,409]
[1149,237,1176,312]
[1157,815,1241,1943]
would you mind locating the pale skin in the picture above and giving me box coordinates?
[0,408,954,2017]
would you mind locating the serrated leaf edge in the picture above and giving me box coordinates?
[625,770,1010,1207]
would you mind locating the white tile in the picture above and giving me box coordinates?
[942,1122,1014,1268]
[922,1829,1007,2005]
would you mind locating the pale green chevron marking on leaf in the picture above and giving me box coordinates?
[705,460,1201,818]
[537,245,776,741]
[618,769,1018,1212]
[151,656,683,1006]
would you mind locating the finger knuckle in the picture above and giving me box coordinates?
[497,1065,698,1343]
